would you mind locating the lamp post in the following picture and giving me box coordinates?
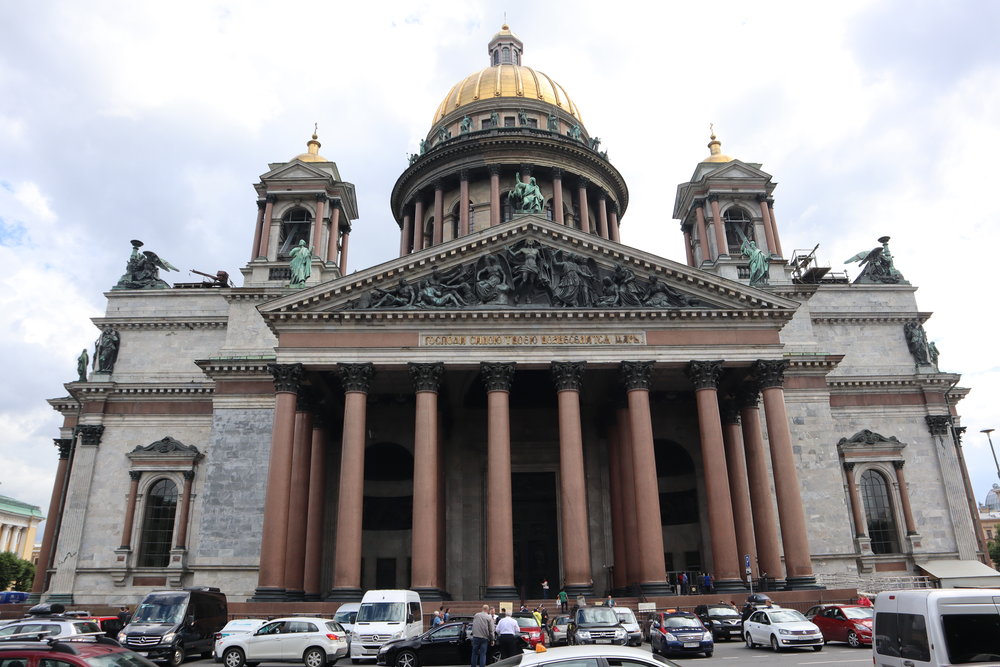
[982,428,1000,482]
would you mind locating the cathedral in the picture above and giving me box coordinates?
[32,26,985,604]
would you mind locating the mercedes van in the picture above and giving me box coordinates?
[349,590,422,663]
[873,588,1000,666]
[118,587,227,666]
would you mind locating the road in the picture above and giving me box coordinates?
[189,639,873,667]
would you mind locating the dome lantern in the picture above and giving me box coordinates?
[488,23,523,66]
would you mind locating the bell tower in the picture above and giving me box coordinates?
[243,130,360,287]
[673,131,784,284]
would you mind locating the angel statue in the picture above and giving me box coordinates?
[735,227,769,286]
[288,240,313,287]
[845,236,905,284]
[114,240,179,289]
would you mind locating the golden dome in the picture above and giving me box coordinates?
[293,130,328,163]
[433,64,583,123]
[703,131,734,163]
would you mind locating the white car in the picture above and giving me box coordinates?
[213,619,267,659]
[614,607,643,647]
[218,617,349,667]
[743,608,824,652]
[489,644,680,667]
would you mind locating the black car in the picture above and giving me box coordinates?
[694,603,743,641]
[376,621,513,667]
[566,606,628,646]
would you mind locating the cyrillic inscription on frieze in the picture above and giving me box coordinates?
[421,332,646,346]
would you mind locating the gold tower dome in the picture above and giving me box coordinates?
[432,25,583,123]
[703,130,734,163]
[293,129,328,163]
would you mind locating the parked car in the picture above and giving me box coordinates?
[649,611,713,658]
[376,620,510,667]
[351,589,423,663]
[743,608,823,652]
[213,619,267,659]
[493,644,681,667]
[566,606,627,646]
[118,587,227,666]
[694,603,742,641]
[217,617,348,667]
[804,604,873,647]
[612,608,642,647]
[0,635,155,667]
[510,612,545,649]
[334,603,361,635]
[546,616,571,646]
[0,616,105,641]
[0,592,30,604]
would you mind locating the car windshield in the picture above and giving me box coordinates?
[333,611,357,624]
[73,622,102,634]
[514,617,539,628]
[86,652,158,667]
[578,608,619,625]
[707,607,738,618]
[131,594,188,624]
[843,607,874,620]
[325,621,344,633]
[222,620,263,632]
[615,610,637,624]
[357,602,406,622]
[663,616,700,629]
[769,610,807,623]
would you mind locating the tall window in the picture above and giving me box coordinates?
[278,208,311,258]
[724,207,753,254]
[860,469,901,554]
[138,478,178,567]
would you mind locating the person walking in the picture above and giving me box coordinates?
[541,579,550,599]
[558,589,568,614]
[532,607,542,626]
[471,605,495,667]
[117,606,132,626]
[539,605,548,629]
[432,610,443,626]
[496,611,520,659]
[679,572,688,595]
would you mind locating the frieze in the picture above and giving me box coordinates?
[130,436,201,455]
[420,332,645,347]
[837,430,901,446]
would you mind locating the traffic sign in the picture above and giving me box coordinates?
[745,554,751,569]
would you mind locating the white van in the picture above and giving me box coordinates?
[349,590,423,663]
[873,588,1000,666]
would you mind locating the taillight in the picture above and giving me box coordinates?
[327,634,340,640]
[214,633,221,641]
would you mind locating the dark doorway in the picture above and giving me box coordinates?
[512,472,559,599]
[376,557,397,589]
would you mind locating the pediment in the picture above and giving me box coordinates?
[260,217,799,323]
[704,160,772,181]
[260,160,336,182]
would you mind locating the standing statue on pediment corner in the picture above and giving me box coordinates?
[94,328,120,373]
[76,348,89,382]
[904,320,931,365]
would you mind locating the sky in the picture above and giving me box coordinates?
[2,1,999,536]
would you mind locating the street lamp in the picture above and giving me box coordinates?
[982,428,1000,483]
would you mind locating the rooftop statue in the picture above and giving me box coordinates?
[76,348,89,382]
[113,239,178,290]
[547,114,558,131]
[845,236,905,284]
[460,115,472,134]
[93,328,120,373]
[737,228,769,286]
[904,320,932,366]
[507,172,544,214]
[567,124,582,141]
[288,240,313,287]
[490,111,500,128]
[518,110,529,126]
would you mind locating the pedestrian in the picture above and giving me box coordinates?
[432,610,443,626]
[539,605,548,629]
[703,572,713,594]
[471,605,495,667]
[117,606,132,626]
[541,579,550,599]
[679,572,688,595]
[532,607,542,626]
[496,611,520,659]
[443,607,451,621]
[576,593,587,608]
[605,595,615,607]
[857,594,872,607]
[558,589,568,614]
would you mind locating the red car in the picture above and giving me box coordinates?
[510,613,545,648]
[804,604,874,647]
[0,635,155,667]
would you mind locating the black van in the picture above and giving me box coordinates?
[117,587,227,666]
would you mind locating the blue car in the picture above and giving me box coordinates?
[650,611,714,658]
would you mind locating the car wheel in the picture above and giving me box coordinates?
[745,632,755,649]
[223,648,245,667]
[813,645,823,652]
[303,648,327,667]
[847,631,861,648]
[704,651,713,658]
[351,661,360,665]
[394,650,418,667]
[770,635,781,652]
[170,646,186,667]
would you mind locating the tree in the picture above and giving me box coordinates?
[0,552,34,591]
[13,560,34,591]
[989,538,1000,569]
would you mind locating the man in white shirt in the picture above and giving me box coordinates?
[496,611,521,659]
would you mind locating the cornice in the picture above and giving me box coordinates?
[827,372,961,391]
[70,384,214,399]
[47,396,80,413]
[195,356,276,379]
[91,317,227,330]
[785,354,845,374]
[811,311,931,324]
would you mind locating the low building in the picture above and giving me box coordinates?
[0,494,44,562]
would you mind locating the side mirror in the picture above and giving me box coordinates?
[652,621,661,629]
[186,615,195,626]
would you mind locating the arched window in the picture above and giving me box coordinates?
[502,47,511,64]
[138,478,178,567]
[724,207,753,255]
[492,51,499,66]
[279,208,312,258]
[860,469,901,554]
[423,218,434,248]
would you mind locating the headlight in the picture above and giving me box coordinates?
[615,629,625,638]
[352,632,360,640]
[117,632,127,643]
[702,632,712,641]
[778,628,791,635]
[162,633,176,643]
[391,631,404,640]
[663,632,677,641]
[576,630,590,639]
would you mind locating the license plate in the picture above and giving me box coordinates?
[596,639,611,644]
[683,642,699,648]
[134,652,147,657]
[730,629,741,634]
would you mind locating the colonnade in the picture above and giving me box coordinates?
[0,524,29,556]
[684,195,783,266]
[251,195,352,272]
[398,166,621,257]
[253,357,819,601]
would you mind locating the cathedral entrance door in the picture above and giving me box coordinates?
[511,472,559,600]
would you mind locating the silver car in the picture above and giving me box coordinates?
[547,616,571,646]
[614,608,643,646]
[0,618,103,640]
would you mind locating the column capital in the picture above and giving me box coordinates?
[551,167,564,179]
[892,460,906,470]
[577,177,590,189]
[434,179,445,191]
[597,191,607,202]
[54,438,73,459]
[488,164,503,176]
[481,362,515,392]
[459,168,470,182]
[751,359,788,388]
[183,470,196,481]
[756,193,769,203]
[341,220,352,234]
[409,362,444,392]
[925,414,952,436]
[708,193,720,202]
[257,199,267,210]
[620,361,654,391]
[953,425,967,445]
[551,361,586,391]
[76,424,104,447]
[266,194,278,203]
[610,202,620,216]
[843,462,856,472]
[736,383,761,408]
[269,363,305,394]
[315,193,327,202]
[128,470,142,481]
[720,400,741,425]
[338,363,375,393]
[686,360,723,390]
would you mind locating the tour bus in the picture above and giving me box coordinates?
[873,589,1000,666]
[349,590,422,663]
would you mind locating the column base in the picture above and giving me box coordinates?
[563,583,595,598]
[284,589,305,602]
[46,594,74,605]
[303,593,322,602]
[636,581,673,597]
[484,586,519,600]
[757,578,784,592]
[250,587,288,602]
[325,588,364,602]
[784,575,824,590]
[25,593,42,605]
[713,578,747,593]
[411,587,450,602]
